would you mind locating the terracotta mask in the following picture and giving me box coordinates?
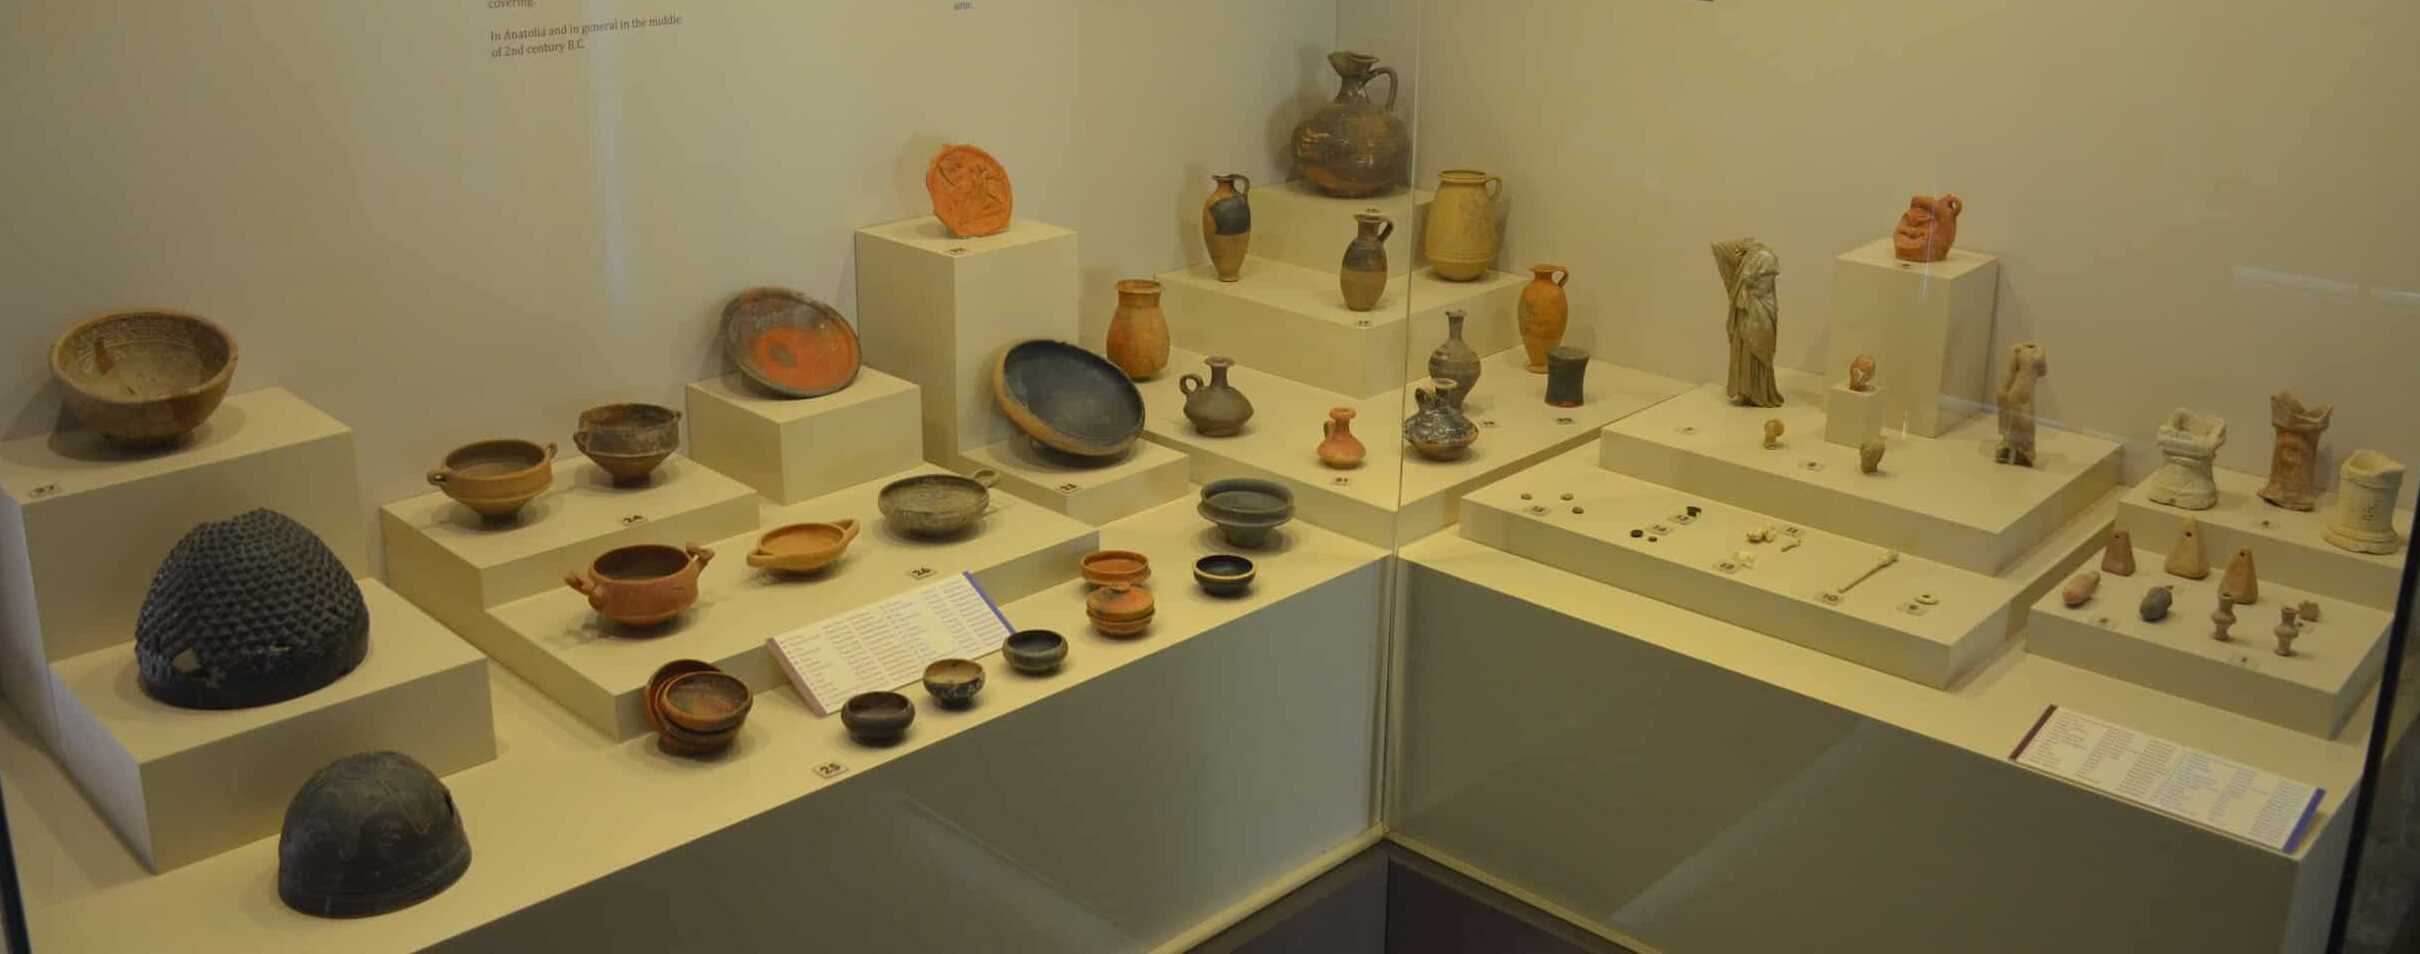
[1892,193,1963,263]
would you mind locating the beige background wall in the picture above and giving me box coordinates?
[1402,0,2420,487]
[0,1,1334,513]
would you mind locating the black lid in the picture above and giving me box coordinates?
[277,751,471,918]
[135,509,369,709]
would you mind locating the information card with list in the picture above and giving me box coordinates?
[2010,705,2323,853]
[767,572,1015,717]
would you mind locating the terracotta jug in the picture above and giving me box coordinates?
[1424,170,1504,281]
[1340,212,1393,312]
[1318,407,1365,469]
[1292,52,1408,198]
[1517,265,1570,372]
[1105,279,1170,380]
[1427,310,1481,409]
[1179,356,1255,436]
[1202,174,1252,282]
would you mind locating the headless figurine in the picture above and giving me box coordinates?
[1711,239,1784,408]
[1994,343,2049,467]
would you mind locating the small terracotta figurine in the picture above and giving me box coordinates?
[2211,594,2237,642]
[1318,407,1365,469]
[2062,571,2101,608]
[2298,599,2322,623]
[926,144,1013,238]
[2219,548,2259,606]
[1891,194,1964,263]
[2326,450,2407,554]
[1859,438,1886,474]
[2274,606,2300,657]
[1712,238,1783,408]
[1994,342,2048,467]
[2140,585,2174,622]
[2147,409,2227,510]
[1763,419,1785,449]
[2165,518,2210,579]
[2257,391,2333,511]
[2101,529,2136,576]
[1848,354,1876,392]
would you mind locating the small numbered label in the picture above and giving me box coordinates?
[29,483,61,498]
[621,514,647,526]
[1056,482,1079,494]
[908,567,936,580]
[813,762,849,779]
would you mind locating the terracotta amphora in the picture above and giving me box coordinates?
[1340,212,1393,312]
[1518,265,1570,372]
[1202,174,1252,282]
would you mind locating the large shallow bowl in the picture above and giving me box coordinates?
[721,287,862,398]
[51,310,237,445]
[878,470,997,538]
[993,340,1143,459]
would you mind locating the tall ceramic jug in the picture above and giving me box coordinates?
[1424,170,1504,281]
[1340,212,1393,312]
[1105,279,1170,380]
[1427,310,1481,408]
[1292,52,1409,198]
[1518,264,1570,372]
[1202,174,1251,282]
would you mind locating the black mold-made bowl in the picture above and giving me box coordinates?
[1193,554,1258,597]
[1003,629,1069,675]
[993,340,1144,459]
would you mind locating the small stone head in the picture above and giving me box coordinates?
[1859,438,1886,474]
[1763,419,1785,449]
[1848,354,1876,392]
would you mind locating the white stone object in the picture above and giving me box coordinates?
[2326,450,2408,554]
[1824,381,1890,447]
[1826,237,2002,437]
[2146,408,2227,510]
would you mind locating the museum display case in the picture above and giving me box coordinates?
[0,3,2413,953]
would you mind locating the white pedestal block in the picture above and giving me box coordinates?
[1462,446,2012,689]
[1137,347,1691,547]
[480,465,1097,738]
[856,216,1079,460]
[684,369,924,504]
[47,582,494,872]
[0,388,365,746]
[1157,259,1524,398]
[1244,180,1431,278]
[958,438,1191,527]
[2116,465,2413,611]
[2029,554,2389,738]
[1827,237,2001,438]
[1601,370,2121,575]
[1824,383,1889,447]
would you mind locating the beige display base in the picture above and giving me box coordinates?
[46,582,494,872]
[1826,237,2001,437]
[481,464,1097,738]
[1464,444,2017,688]
[1601,369,2121,575]
[1823,381,1887,447]
[1156,259,1524,399]
[2116,465,2412,610]
[0,497,1387,953]
[1397,531,2364,954]
[683,369,924,504]
[855,215,1079,459]
[957,437,1191,526]
[380,455,760,687]
[2029,556,2390,738]
[1138,346,1690,547]
[1244,179,1431,278]
[0,388,365,747]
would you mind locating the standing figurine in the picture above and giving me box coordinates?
[1891,194,1964,263]
[2146,409,2227,510]
[2101,529,2136,576]
[2211,594,2237,642]
[1712,238,1784,407]
[2274,606,2301,657]
[1994,342,2048,467]
[2257,391,2333,511]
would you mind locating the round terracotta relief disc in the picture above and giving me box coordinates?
[926,144,1013,238]
[720,288,863,398]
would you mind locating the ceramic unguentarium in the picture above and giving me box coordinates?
[1292,51,1408,198]
[1105,279,1171,380]
[1892,193,1964,263]
[720,287,862,399]
[573,403,681,486]
[51,310,237,445]
[1202,174,1252,282]
[926,144,1012,238]
[747,519,860,575]
[1517,265,1571,372]
[1427,310,1481,408]
[564,543,714,629]
[1179,355,1254,436]
[1318,407,1366,469]
[1340,212,1393,312]
[1424,170,1504,281]
[428,439,556,521]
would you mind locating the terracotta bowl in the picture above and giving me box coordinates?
[841,691,916,746]
[722,287,862,398]
[655,718,737,757]
[50,310,238,446]
[643,659,720,736]
[429,439,556,521]
[922,658,985,708]
[748,519,861,574]
[574,403,681,486]
[993,340,1144,459]
[1079,549,1150,587]
[1003,629,1068,675]
[878,471,998,538]
[564,543,714,628]
[658,670,752,734]
[1193,554,1257,598]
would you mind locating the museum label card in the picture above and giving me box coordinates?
[767,572,1014,716]
[2009,705,2322,853]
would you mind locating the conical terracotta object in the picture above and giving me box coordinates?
[2165,519,2209,580]
[2101,530,2136,576]
[2220,548,2259,605]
